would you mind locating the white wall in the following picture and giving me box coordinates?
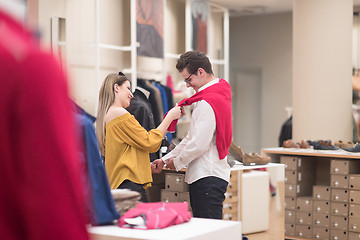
[29,0,291,149]
[28,0,228,117]
[229,12,292,151]
[67,0,133,115]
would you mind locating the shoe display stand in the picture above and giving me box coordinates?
[148,162,285,236]
[262,147,360,240]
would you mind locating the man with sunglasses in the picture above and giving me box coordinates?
[152,50,233,219]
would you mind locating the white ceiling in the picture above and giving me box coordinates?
[208,0,292,16]
[208,0,360,17]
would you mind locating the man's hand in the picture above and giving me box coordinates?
[151,159,165,173]
[166,158,176,170]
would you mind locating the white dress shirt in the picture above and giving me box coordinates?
[162,78,231,184]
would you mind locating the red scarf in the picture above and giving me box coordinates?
[167,79,232,159]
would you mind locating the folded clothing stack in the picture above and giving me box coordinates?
[118,202,192,229]
[111,189,141,216]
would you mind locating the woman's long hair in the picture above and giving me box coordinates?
[95,73,129,155]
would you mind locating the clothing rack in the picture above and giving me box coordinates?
[136,70,164,83]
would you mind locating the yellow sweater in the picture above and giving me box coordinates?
[105,113,163,189]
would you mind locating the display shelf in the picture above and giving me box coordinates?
[157,161,284,236]
[262,148,360,240]
[262,147,360,160]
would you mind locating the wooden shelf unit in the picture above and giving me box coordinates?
[149,162,285,236]
[262,147,360,240]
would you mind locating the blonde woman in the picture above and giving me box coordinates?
[96,72,183,202]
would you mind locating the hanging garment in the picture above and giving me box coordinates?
[74,103,96,122]
[126,87,159,161]
[278,116,292,147]
[162,84,176,139]
[126,87,155,131]
[166,74,175,93]
[165,79,232,159]
[0,9,89,240]
[154,82,172,141]
[154,82,169,115]
[137,79,162,126]
[163,84,175,111]
[118,202,191,229]
[149,81,164,121]
[353,113,360,143]
[75,109,120,225]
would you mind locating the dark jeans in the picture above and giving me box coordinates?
[189,176,228,219]
[117,180,148,202]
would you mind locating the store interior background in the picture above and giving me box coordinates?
[26,0,360,154]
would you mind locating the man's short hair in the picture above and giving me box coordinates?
[176,50,213,75]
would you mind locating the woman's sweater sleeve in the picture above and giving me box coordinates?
[108,114,163,153]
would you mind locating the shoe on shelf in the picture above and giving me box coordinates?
[229,141,244,162]
[320,140,339,150]
[309,140,322,150]
[334,140,354,149]
[243,152,271,166]
[343,143,360,152]
[342,141,355,149]
[334,140,342,148]
[311,140,339,150]
[282,139,300,148]
[300,140,310,149]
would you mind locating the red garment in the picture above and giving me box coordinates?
[195,14,207,54]
[0,9,89,240]
[167,79,232,159]
[118,202,191,229]
[166,74,174,93]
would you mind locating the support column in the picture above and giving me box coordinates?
[293,0,353,142]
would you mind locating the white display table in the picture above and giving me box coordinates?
[88,218,242,240]
[230,162,285,215]
[241,170,269,234]
[227,162,285,236]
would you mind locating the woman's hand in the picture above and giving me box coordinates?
[157,104,186,136]
[151,159,164,173]
[167,104,185,120]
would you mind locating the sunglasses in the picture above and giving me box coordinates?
[184,69,198,84]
